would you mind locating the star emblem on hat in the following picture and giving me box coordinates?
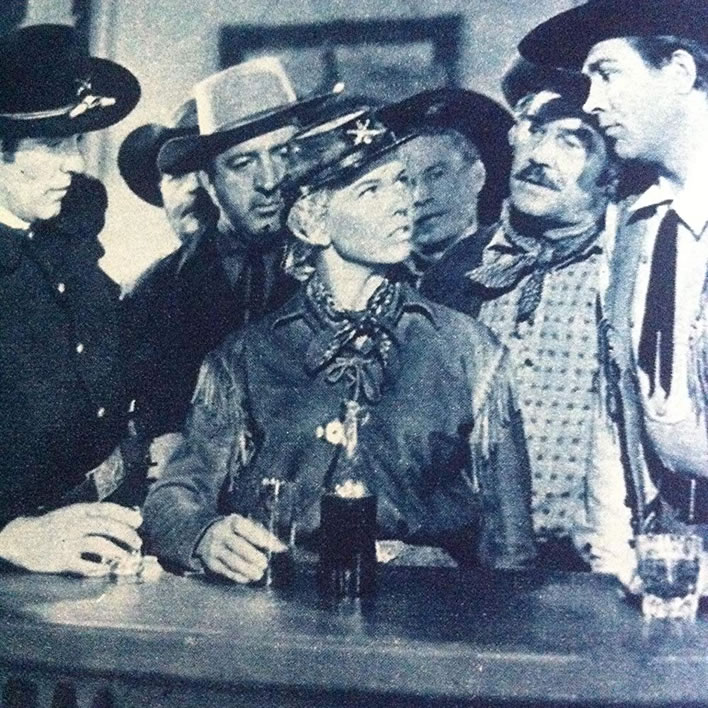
[346,119,385,146]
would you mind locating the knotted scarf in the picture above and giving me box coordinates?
[465,204,602,326]
[304,275,403,403]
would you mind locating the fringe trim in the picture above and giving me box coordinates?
[191,353,254,470]
[469,348,515,486]
[687,275,708,436]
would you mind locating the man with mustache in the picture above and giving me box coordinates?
[124,58,334,442]
[422,65,625,571]
[520,0,708,555]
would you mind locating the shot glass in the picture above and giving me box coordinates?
[251,478,296,589]
[636,533,703,621]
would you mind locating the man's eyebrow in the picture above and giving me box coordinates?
[422,160,448,174]
[353,176,381,190]
[561,125,598,151]
[584,58,616,73]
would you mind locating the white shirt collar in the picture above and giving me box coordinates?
[0,204,30,231]
[628,155,708,239]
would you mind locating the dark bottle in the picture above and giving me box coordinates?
[318,400,377,597]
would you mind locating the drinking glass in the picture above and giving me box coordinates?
[636,533,703,621]
[251,478,296,589]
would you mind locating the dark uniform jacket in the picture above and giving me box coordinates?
[0,177,134,526]
[126,227,297,438]
[143,280,537,571]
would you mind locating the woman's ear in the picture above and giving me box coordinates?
[287,193,331,247]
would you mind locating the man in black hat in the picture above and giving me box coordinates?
[520,0,708,548]
[0,25,144,575]
[118,98,216,247]
[382,89,512,282]
[421,63,626,572]
[125,57,335,443]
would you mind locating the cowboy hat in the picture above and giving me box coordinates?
[157,57,341,175]
[0,24,139,138]
[519,0,708,69]
[378,88,513,225]
[501,57,590,110]
[286,105,415,202]
[118,99,197,206]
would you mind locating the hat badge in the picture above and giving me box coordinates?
[68,78,116,119]
[346,118,385,146]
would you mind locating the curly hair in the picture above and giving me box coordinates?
[283,189,331,281]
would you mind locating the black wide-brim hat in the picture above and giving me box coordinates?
[0,24,140,138]
[501,57,590,110]
[378,88,513,225]
[157,90,341,176]
[285,106,417,204]
[118,99,198,206]
[519,0,708,69]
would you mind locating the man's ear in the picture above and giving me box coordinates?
[470,159,487,196]
[667,49,699,95]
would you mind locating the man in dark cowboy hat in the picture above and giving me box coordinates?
[381,88,513,281]
[125,58,337,443]
[421,60,626,573]
[0,24,144,575]
[521,0,708,555]
[118,98,217,247]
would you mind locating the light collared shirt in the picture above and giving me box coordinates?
[0,204,30,231]
[627,170,708,476]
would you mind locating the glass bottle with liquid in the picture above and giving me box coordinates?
[318,400,377,597]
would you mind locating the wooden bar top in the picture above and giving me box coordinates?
[1,565,707,706]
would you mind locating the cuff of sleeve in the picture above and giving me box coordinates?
[144,506,224,572]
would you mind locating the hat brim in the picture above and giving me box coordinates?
[157,90,337,175]
[299,133,415,197]
[518,0,708,69]
[0,57,140,138]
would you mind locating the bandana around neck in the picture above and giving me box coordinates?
[465,202,602,326]
[304,274,403,403]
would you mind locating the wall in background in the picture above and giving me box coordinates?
[84,0,580,286]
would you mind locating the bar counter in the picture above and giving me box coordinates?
[1,565,707,707]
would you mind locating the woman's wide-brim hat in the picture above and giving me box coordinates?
[285,105,415,202]
[118,99,197,207]
[378,88,513,225]
[157,57,342,175]
[0,24,140,138]
[519,0,708,69]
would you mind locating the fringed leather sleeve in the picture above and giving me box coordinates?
[142,336,253,571]
[468,345,538,570]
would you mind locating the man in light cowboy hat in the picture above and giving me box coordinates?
[126,58,337,443]
[421,59,627,572]
[520,1,708,559]
[382,88,513,282]
[142,105,536,582]
[0,24,145,576]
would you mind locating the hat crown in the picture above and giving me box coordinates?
[194,57,297,136]
[0,24,87,115]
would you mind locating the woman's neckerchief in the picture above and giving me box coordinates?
[465,202,603,327]
[304,274,403,403]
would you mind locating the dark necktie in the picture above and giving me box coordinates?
[637,208,679,397]
[245,250,266,324]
